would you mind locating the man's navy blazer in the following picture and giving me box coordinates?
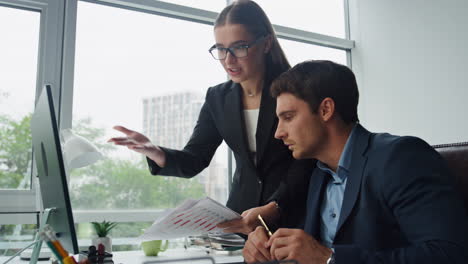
[304,124,468,263]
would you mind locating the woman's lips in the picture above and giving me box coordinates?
[227,67,241,77]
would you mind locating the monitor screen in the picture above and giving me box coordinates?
[30,84,79,254]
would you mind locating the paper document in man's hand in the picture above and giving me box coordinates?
[139,197,241,241]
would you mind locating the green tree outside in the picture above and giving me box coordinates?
[0,114,32,189]
[1,114,206,243]
[70,158,205,209]
[69,117,206,209]
[0,112,206,208]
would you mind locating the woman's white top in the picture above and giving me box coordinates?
[243,109,259,164]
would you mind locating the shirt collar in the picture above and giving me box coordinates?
[316,123,358,182]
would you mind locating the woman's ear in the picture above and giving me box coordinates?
[264,35,273,53]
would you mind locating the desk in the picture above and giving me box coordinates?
[0,248,244,264]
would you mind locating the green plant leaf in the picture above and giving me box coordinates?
[91,220,118,237]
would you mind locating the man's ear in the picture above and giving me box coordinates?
[319,98,335,122]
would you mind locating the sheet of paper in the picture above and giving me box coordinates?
[139,197,241,241]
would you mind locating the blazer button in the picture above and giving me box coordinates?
[258,180,262,184]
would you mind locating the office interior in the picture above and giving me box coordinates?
[1,0,467,259]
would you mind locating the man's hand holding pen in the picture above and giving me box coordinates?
[243,226,272,263]
[243,226,333,264]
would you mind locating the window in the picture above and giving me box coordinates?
[160,0,225,12]
[69,2,231,247]
[0,6,40,191]
[280,39,347,67]
[255,0,346,38]
[0,0,66,255]
[1,0,353,254]
[71,1,228,210]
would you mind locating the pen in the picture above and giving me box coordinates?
[257,214,273,237]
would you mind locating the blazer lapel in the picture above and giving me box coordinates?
[336,124,370,232]
[223,83,254,166]
[255,84,277,165]
[304,168,328,237]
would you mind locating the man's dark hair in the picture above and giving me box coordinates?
[270,60,359,124]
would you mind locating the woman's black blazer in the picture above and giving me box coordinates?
[147,80,314,227]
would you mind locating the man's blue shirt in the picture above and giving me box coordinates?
[316,124,358,248]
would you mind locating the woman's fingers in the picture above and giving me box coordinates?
[112,125,134,135]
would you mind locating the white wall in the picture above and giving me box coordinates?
[349,0,468,145]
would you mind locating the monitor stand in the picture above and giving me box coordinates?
[1,208,56,264]
[29,208,56,264]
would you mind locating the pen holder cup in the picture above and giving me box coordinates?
[141,239,169,256]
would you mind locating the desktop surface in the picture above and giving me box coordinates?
[0,248,244,264]
[113,248,244,264]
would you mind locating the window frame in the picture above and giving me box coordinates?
[61,0,354,208]
[1,0,354,225]
[0,0,66,216]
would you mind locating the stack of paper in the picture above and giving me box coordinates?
[139,197,241,241]
[208,233,245,249]
[187,233,245,250]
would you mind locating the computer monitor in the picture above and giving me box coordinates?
[30,84,79,256]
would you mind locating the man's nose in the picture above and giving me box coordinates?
[274,126,285,140]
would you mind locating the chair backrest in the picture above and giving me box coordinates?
[433,142,468,215]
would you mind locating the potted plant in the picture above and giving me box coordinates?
[91,220,117,252]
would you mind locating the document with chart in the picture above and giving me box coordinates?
[138,197,241,240]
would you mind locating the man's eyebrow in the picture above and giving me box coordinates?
[277,110,295,118]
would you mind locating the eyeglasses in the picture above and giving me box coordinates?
[208,35,267,60]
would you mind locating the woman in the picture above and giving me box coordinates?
[108,0,313,234]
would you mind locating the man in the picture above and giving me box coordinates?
[242,60,468,264]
